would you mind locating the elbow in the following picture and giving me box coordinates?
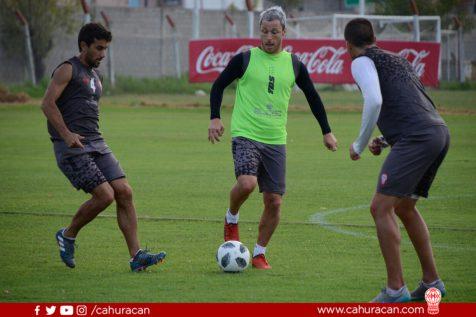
[41,99,53,115]
[40,100,48,113]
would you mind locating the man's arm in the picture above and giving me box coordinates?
[349,56,382,160]
[41,63,84,148]
[295,61,337,151]
[208,53,245,144]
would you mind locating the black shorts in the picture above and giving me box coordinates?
[54,141,125,193]
[232,137,286,195]
[377,125,450,198]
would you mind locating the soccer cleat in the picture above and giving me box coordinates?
[411,280,446,301]
[55,228,76,268]
[371,286,411,303]
[252,254,272,270]
[224,219,239,241]
[130,249,166,272]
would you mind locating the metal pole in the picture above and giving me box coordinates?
[410,0,420,42]
[248,11,254,38]
[15,10,36,85]
[166,15,181,78]
[332,14,337,39]
[246,0,254,38]
[458,27,465,83]
[413,15,420,42]
[101,11,115,87]
[81,0,91,24]
[159,0,165,77]
[193,0,200,39]
[454,17,465,83]
[446,33,450,81]
[24,25,36,85]
[359,0,365,16]
[436,17,441,80]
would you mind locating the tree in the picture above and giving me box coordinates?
[0,0,79,82]
[374,0,474,31]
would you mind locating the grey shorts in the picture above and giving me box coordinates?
[377,125,450,198]
[54,141,125,193]
[232,136,286,195]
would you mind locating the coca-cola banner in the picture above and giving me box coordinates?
[189,38,440,87]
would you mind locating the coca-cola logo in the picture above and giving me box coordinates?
[284,45,346,75]
[398,49,430,78]
[190,40,438,86]
[196,45,253,74]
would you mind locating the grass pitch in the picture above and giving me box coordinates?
[0,89,475,302]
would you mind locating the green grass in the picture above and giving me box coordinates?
[0,91,475,302]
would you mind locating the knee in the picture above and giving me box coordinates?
[238,178,257,195]
[96,187,115,207]
[114,183,133,202]
[369,200,388,219]
[264,195,282,213]
[369,201,379,219]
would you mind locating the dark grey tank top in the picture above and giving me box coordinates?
[363,47,446,145]
[48,56,103,141]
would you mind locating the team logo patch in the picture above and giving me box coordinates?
[425,287,442,315]
[381,173,388,186]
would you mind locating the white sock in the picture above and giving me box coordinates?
[386,285,406,296]
[422,279,440,288]
[225,208,239,224]
[253,244,266,257]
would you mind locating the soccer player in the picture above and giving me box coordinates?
[41,23,166,272]
[344,18,449,302]
[208,6,338,270]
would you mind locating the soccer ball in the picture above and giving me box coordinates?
[216,240,250,272]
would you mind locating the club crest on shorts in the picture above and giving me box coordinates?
[381,173,388,186]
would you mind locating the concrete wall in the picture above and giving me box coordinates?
[1,3,475,84]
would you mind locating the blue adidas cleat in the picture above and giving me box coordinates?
[55,228,76,268]
[371,286,411,303]
[411,280,446,301]
[130,249,166,272]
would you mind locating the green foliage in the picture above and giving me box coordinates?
[0,0,79,81]
[374,0,474,31]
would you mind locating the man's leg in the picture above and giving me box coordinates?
[224,175,257,241]
[257,192,282,247]
[394,198,439,284]
[252,192,281,269]
[63,182,115,238]
[229,175,258,214]
[110,178,140,258]
[370,192,404,290]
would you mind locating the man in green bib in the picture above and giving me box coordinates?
[208,6,337,269]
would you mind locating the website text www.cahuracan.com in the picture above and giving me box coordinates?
[91,305,151,315]
[316,305,425,315]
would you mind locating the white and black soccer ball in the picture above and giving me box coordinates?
[216,240,250,272]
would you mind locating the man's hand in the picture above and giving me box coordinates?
[64,132,85,148]
[368,136,387,156]
[208,118,225,144]
[349,143,361,161]
[323,132,338,151]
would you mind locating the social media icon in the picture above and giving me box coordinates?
[60,305,74,316]
[46,305,57,315]
[76,305,88,316]
[34,305,41,316]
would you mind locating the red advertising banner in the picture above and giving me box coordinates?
[189,38,440,87]
[0,302,475,317]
